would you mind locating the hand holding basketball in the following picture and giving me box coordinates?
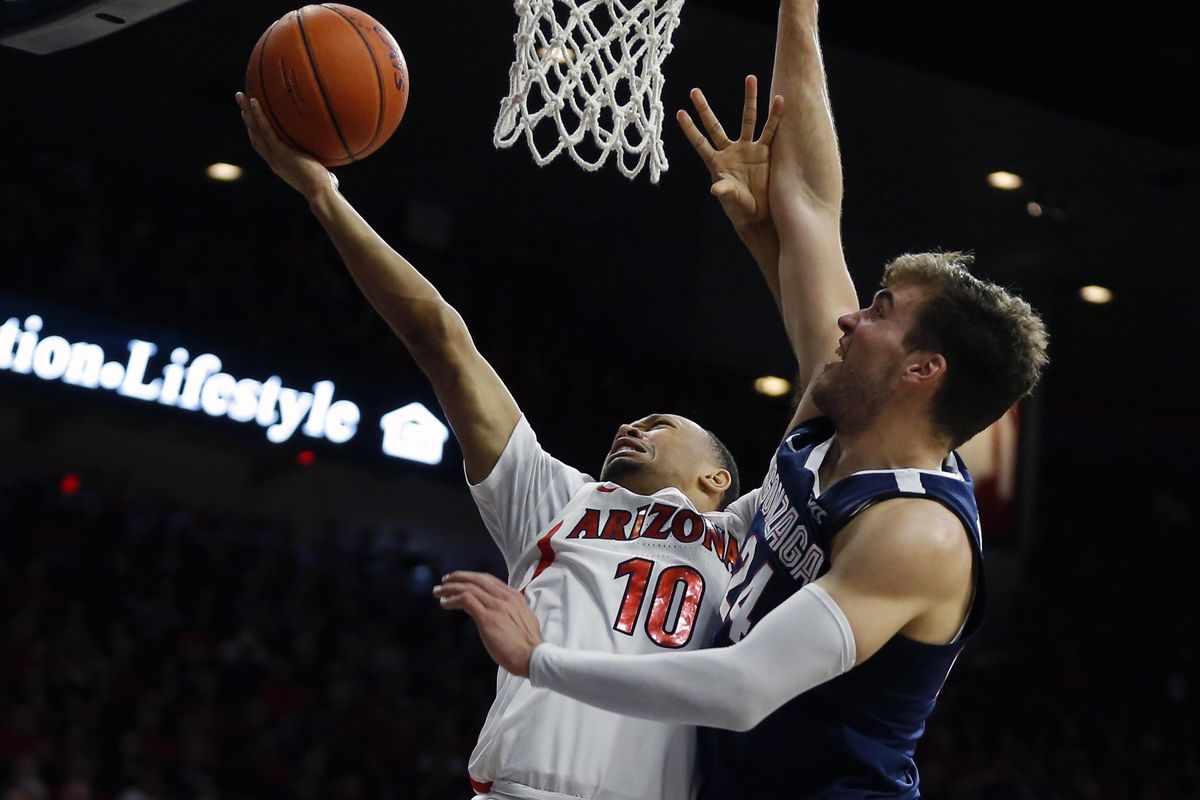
[238,92,338,199]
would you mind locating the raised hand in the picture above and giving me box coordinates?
[236,91,339,200]
[434,571,543,678]
[677,75,784,231]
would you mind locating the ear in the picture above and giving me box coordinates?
[902,352,947,387]
[699,468,732,501]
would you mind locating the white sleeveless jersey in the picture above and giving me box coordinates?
[466,416,755,800]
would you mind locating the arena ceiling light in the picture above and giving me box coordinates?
[754,375,791,398]
[536,45,576,64]
[206,163,243,182]
[987,171,1023,190]
[1080,285,1114,304]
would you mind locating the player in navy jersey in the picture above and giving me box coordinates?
[437,1,1050,797]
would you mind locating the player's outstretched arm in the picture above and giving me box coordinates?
[435,500,970,731]
[678,75,784,307]
[237,92,518,481]
[769,0,860,425]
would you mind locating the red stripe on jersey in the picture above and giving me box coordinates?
[521,521,563,592]
[598,484,618,493]
[469,776,494,794]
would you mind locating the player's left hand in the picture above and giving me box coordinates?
[677,75,783,231]
[435,571,542,678]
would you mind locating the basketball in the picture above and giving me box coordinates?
[245,4,409,167]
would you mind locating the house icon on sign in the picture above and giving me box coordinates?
[380,403,450,465]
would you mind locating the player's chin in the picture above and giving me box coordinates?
[600,454,648,482]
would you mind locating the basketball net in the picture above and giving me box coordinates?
[494,0,686,183]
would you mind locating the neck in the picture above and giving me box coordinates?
[609,476,715,512]
[821,415,950,487]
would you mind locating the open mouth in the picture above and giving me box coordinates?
[609,436,648,458]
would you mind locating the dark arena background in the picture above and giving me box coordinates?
[1,1,1197,798]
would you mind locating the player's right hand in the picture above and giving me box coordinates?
[434,571,542,678]
[236,92,339,200]
[677,75,783,232]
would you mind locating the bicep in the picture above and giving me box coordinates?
[468,415,588,573]
[813,502,973,663]
[420,317,522,484]
[813,572,927,665]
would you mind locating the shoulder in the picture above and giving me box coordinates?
[832,497,972,599]
[782,414,834,447]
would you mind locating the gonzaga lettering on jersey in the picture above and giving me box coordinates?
[702,417,985,799]
[467,416,749,800]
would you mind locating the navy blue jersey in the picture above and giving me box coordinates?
[700,417,985,799]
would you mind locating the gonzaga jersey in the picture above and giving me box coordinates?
[701,417,984,799]
[468,416,748,800]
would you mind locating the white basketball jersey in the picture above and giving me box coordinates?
[466,416,753,800]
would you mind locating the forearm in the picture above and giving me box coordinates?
[738,222,783,311]
[529,583,855,731]
[770,0,842,206]
[768,0,858,385]
[307,184,463,359]
[306,184,519,479]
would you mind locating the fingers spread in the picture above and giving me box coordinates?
[690,87,732,148]
[677,110,717,166]
[758,95,785,146]
[740,74,759,141]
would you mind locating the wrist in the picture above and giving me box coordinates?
[737,219,778,248]
[527,641,553,684]
[305,177,341,213]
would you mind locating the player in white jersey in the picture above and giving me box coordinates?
[467,413,750,799]
[236,92,768,800]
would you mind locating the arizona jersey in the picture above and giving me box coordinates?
[701,417,985,799]
[468,416,751,800]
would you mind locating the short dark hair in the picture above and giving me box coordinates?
[883,251,1049,448]
[705,429,740,510]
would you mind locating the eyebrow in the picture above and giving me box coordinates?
[873,290,895,312]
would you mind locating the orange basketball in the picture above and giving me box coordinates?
[245,4,409,167]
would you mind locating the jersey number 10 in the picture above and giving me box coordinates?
[612,558,705,648]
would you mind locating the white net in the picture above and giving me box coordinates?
[494,0,687,183]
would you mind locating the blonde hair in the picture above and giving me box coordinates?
[883,252,1049,448]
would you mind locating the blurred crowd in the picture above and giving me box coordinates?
[1,448,1197,800]
[0,474,499,800]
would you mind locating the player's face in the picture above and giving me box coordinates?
[599,413,715,492]
[812,284,926,431]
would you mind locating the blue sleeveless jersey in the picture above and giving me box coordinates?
[700,417,985,799]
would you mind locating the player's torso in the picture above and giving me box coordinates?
[704,418,984,799]
[473,482,742,800]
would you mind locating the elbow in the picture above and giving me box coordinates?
[726,710,762,733]
[720,702,768,733]
[404,301,469,355]
[717,671,773,732]
[402,302,480,375]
